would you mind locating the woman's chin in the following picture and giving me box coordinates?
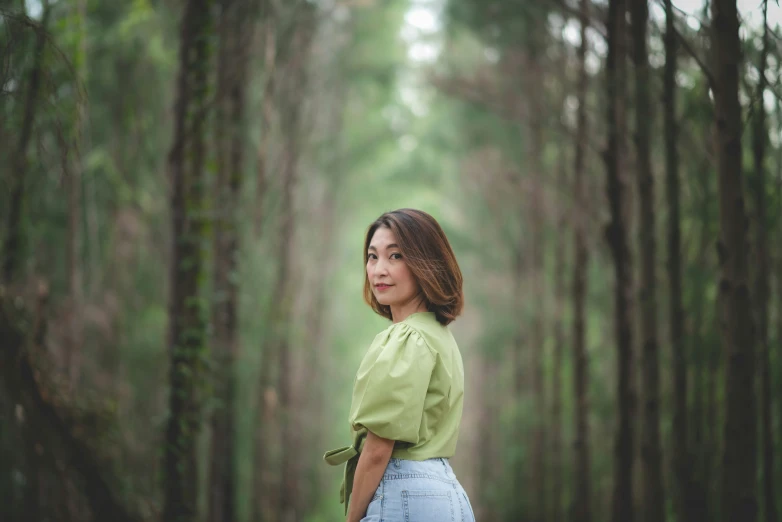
[375,296,394,307]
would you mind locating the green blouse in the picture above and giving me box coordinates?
[323,311,465,513]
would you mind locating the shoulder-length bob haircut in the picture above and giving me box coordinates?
[363,208,464,326]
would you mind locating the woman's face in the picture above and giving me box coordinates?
[367,226,420,310]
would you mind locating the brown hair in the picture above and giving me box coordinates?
[363,208,464,326]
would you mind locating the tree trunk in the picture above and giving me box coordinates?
[296,27,350,509]
[711,0,758,520]
[479,358,501,521]
[277,145,299,522]
[751,4,777,522]
[252,7,277,519]
[551,154,566,522]
[208,2,252,522]
[606,0,636,520]
[279,15,314,521]
[511,224,526,520]
[529,97,548,522]
[663,0,696,520]
[64,0,86,393]
[0,392,19,521]
[775,70,782,522]
[522,19,549,520]
[630,1,664,521]
[163,1,214,521]
[3,1,50,284]
[253,9,315,521]
[6,6,52,515]
[0,289,141,522]
[572,0,592,520]
[690,95,717,522]
[254,2,275,238]
[706,325,721,513]
[254,136,300,522]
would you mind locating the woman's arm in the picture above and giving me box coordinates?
[346,431,395,522]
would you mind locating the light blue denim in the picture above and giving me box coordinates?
[361,457,476,522]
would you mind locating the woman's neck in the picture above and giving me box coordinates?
[390,299,428,324]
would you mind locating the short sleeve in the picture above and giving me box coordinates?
[349,323,436,444]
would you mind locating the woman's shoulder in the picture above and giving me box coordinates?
[404,311,454,339]
[370,318,437,358]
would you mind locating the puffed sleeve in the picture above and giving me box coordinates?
[348,323,436,444]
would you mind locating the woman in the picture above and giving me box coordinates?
[324,209,475,522]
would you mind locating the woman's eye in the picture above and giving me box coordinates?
[367,253,377,260]
[390,253,402,260]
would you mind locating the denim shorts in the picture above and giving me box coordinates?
[362,457,476,522]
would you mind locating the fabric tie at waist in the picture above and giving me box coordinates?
[323,426,368,514]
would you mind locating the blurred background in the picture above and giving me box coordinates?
[1,0,781,521]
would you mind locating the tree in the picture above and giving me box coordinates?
[162,0,214,520]
[605,0,636,520]
[63,0,86,392]
[253,5,316,520]
[277,10,315,520]
[3,1,50,284]
[208,1,254,521]
[711,0,758,520]
[630,0,664,520]
[663,1,696,520]
[751,3,776,522]
[524,14,549,522]
[572,1,593,521]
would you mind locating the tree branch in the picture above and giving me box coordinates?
[650,0,715,90]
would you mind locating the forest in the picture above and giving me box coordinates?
[1,0,781,521]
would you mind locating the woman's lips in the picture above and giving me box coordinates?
[375,284,393,292]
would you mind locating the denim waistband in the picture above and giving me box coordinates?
[384,457,455,480]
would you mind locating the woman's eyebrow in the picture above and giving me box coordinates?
[368,243,399,251]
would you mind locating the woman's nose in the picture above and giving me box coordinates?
[375,258,389,274]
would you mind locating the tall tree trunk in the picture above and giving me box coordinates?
[0,289,141,522]
[277,133,300,522]
[751,4,777,522]
[606,0,636,520]
[706,321,722,514]
[551,155,566,522]
[254,1,275,237]
[479,358,502,522]
[64,0,86,392]
[252,7,277,519]
[297,29,350,510]
[690,95,717,522]
[253,9,315,521]
[3,1,50,284]
[775,69,782,520]
[529,98,548,522]
[279,16,314,521]
[522,19,548,520]
[208,2,252,522]
[572,0,592,520]
[163,1,214,521]
[630,1,664,521]
[663,0,695,520]
[7,5,52,516]
[711,0,758,521]
[511,238,526,520]
[254,353,276,522]
[0,392,19,521]
[511,196,526,519]
[298,184,337,513]
[254,135,300,522]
